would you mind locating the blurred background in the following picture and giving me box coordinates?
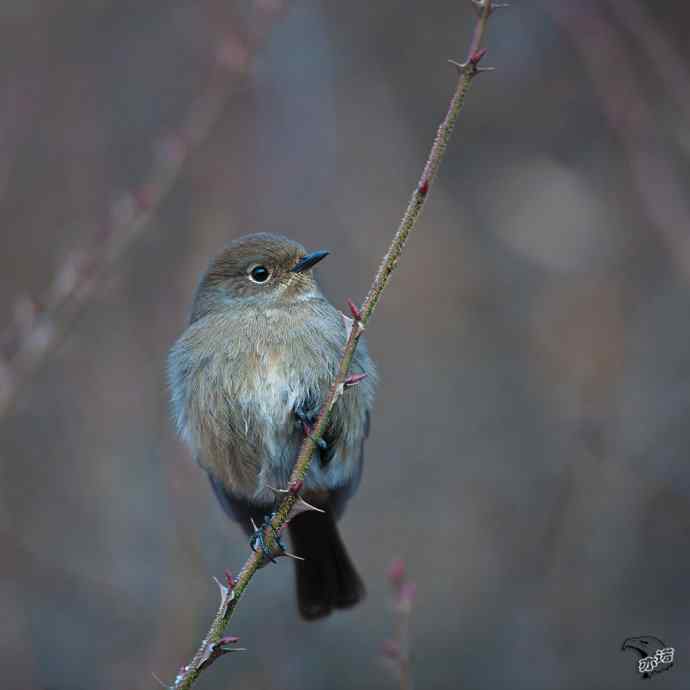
[1,1,689,688]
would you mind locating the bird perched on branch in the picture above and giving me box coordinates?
[168,233,376,619]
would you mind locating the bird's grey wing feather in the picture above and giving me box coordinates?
[329,410,369,520]
[208,472,269,536]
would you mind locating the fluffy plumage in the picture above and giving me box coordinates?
[168,233,376,618]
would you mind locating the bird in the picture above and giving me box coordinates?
[168,232,376,619]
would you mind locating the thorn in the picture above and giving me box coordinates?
[283,551,305,561]
[346,298,363,322]
[344,372,368,388]
[470,0,487,16]
[224,570,235,590]
[151,671,169,689]
[419,179,429,196]
[266,483,290,495]
[288,479,304,495]
[286,496,326,522]
[471,0,508,16]
[250,517,259,532]
[297,497,325,514]
[448,57,495,77]
[212,575,232,599]
[201,636,247,666]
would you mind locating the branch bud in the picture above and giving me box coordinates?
[347,298,363,323]
[469,47,487,65]
[288,479,304,495]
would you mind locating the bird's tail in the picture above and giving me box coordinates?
[288,510,365,620]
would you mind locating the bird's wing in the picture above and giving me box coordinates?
[207,472,266,536]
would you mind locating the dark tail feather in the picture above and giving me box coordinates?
[288,510,365,620]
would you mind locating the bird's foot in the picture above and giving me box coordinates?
[294,405,327,449]
[249,512,286,564]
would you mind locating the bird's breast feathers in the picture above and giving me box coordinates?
[169,300,370,501]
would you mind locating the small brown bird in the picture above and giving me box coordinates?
[168,233,376,619]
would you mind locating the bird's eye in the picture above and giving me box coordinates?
[248,265,271,283]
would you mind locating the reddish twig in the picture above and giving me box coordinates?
[170,2,500,688]
[382,559,417,690]
[602,0,690,124]
[543,1,690,283]
[0,0,289,421]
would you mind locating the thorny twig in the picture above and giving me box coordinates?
[602,0,690,124]
[170,2,501,688]
[0,1,289,421]
[382,559,417,690]
[543,0,690,283]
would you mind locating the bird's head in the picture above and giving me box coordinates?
[191,233,329,321]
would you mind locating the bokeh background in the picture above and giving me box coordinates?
[2,1,689,688]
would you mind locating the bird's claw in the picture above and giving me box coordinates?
[294,407,310,425]
[294,403,327,449]
[310,433,328,450]
[295,405,314,424]
[249,513,286,564]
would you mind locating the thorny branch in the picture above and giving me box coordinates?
[0,1,289,421]
[543,0,690,283]
[382,559,417,690]
[171,2,501,688]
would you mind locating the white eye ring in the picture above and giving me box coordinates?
[248,264,271,284]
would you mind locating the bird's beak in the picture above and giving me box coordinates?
[291,250,330,273]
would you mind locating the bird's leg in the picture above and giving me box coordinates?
[249,511,286,564]
[294,399,327,450]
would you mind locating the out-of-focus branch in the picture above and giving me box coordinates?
[170,2,501,688]
[543,0,690,283]
[0,0,289,421]
[382,559,417,690]
[602,0,690,124]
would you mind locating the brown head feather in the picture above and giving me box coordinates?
[190,233,322,323]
